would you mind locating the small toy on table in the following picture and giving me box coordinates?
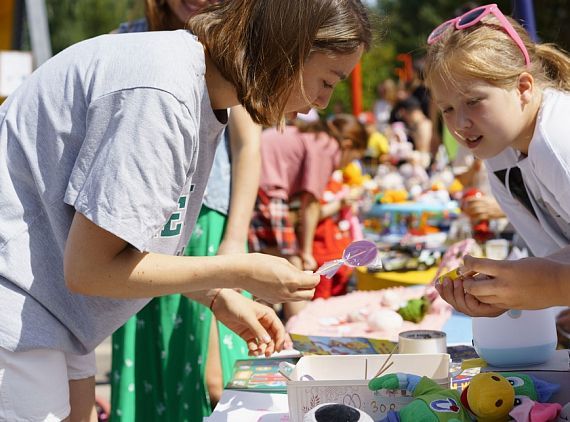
[315,239,382,279]
[368,370,560,422]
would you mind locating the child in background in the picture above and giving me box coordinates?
[313,170,363,299]
[249,114,368,317]
[425,4,570,315]
[373,79,398,133]
[360,111,390,170]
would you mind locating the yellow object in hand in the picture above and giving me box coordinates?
[437,268,478,284]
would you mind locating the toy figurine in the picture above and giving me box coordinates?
[368,371,559,422]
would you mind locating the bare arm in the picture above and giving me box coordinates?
[64,213,319,303]
[218,105,261,255]
[298,191,320,270]
[319,199,342,220]
[414,120,433,154]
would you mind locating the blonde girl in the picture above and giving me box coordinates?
[426,4,570,316]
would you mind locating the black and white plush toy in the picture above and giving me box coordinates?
[303,403,374,422]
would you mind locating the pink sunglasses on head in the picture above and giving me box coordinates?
[427,3,530,68]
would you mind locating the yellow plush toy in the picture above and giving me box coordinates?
[464,372,514,422]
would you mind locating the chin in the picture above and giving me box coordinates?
[466,142,500,160]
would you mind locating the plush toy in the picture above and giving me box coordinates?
[303,403,374,422]
[368,371,560,422]
[397,295,431,323]
[509,396,562,422]
[558,403,570,421]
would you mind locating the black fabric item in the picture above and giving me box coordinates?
[314,404,362,422]
[494,167,537,219]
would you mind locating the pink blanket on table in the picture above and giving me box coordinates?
[286,287,453,342]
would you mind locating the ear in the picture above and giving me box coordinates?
[517,72,534,105]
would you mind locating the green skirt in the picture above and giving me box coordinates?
[110,206,251,421]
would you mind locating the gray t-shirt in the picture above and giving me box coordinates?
[117,19,232,215]
[0,30,225,354]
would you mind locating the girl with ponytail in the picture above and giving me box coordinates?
[424,4,570,315]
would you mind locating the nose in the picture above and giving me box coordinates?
[454,108,472,131]
[313,91,333,110]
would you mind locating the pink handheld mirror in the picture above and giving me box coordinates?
[315,240,382,279]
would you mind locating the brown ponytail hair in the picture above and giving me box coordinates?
[188,0,371,127]
[145,0,178,31]
[295,113,368,151]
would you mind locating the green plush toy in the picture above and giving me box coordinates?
[368,371,559,422]
[397,296,430,323]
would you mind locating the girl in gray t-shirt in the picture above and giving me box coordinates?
[0,1,371,420]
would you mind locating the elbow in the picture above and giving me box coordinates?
[64,273,92,295]
[63,261,95,296]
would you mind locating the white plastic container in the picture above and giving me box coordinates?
[472,308,557,367]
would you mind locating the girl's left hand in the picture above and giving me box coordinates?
[203,289,286,356]
[461,255,564,309]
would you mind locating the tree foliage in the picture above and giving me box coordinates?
[329,0,569,115]
[45,0,143,54]
[40,0,570,114]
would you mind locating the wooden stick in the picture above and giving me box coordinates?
[375,361,393,378]
[373,344,398,378]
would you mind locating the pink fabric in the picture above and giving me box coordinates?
[285,287,452,341]
[260,126,340,201]
[510,397,535,422]
[509,397,562,422]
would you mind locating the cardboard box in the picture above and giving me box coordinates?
[286,353,450,422]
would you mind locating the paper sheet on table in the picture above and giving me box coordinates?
[205,390,289,421]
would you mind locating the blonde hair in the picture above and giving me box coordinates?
[188,0,372,127]
[424,14,570,93]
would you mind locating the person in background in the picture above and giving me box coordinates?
[426,4,570,315]
[373,78,397,133]
[397,95,433,168]
[110,1,262,420]
[249,113,368,319]
[312,170,363,299]
[452,144,505,222]
[0,1,371,420]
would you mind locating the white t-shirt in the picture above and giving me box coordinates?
[0,30,225,354]
[486,89,570,257]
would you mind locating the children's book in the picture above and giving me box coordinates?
[225,356,299,393]
[290,333,397,355]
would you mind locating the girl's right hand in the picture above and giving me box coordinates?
[242,253,319,304]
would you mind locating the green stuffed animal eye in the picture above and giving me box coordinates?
[506,376,525,387]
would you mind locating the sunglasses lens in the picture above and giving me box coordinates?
[428,21,453,43]
[458,8,485,26]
